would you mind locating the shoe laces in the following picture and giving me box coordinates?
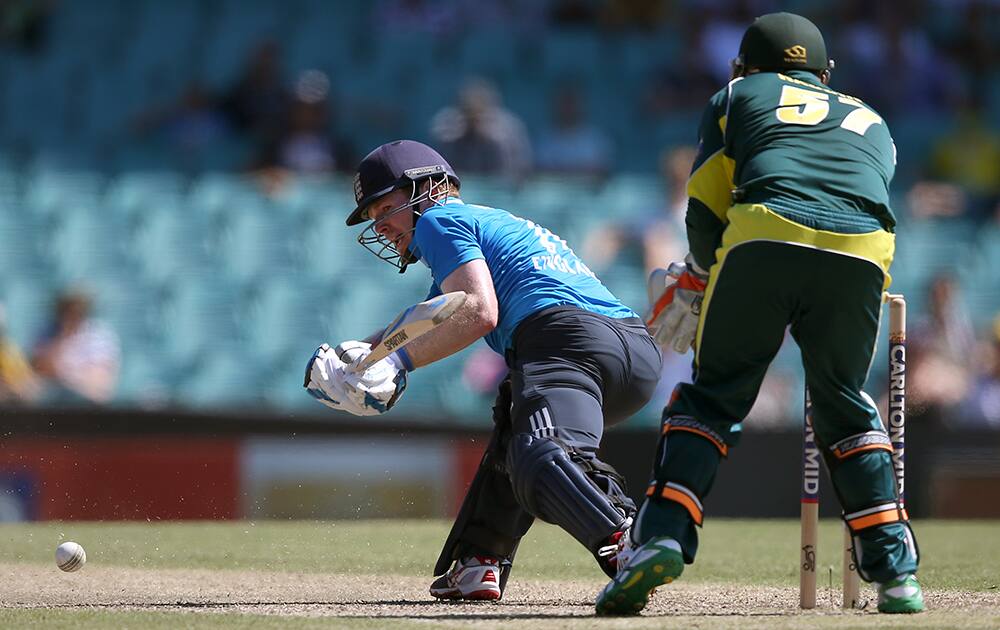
[597,518,634,563]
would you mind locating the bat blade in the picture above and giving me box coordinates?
[354,291,467,371]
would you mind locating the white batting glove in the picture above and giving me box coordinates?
[303,344,371,416]
[645,254,709,354]
[333,341,407,412]
[303,342,407,416]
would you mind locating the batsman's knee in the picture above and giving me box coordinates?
[506,433,630,550]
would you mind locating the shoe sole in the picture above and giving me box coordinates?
[877,600,925,614]
[595,540,684,616]
[430,588,501,601]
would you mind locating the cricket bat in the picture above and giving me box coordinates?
[352,291,467,372]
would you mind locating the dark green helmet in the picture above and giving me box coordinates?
[733,12,833,76]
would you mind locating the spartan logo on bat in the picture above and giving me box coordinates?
[384,330,409,350]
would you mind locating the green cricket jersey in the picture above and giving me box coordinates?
[686,70,896,270]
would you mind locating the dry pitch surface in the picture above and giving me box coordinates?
[1,519,998,629]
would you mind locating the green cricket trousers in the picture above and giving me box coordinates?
[634,203,919,583]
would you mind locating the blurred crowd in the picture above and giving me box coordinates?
[0,289,120,407]
[102,0,999,216]
[0,0,998,428]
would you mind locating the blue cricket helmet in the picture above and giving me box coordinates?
[347,139,461,226]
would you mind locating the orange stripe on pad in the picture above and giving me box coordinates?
[645,483,705,526]
[662,424,728,457]
[833,443,893,460]
[847,507,909,532]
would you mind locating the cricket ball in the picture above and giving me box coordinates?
[55,541,86,572]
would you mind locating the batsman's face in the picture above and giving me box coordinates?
[368,188,416,253]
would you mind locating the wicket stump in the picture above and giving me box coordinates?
[799,293,905,609]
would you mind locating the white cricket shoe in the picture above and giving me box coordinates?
[429,555,502,601]
[596,517,635,577]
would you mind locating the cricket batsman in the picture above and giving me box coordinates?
[303,140,662,600]
[597,13,922,615]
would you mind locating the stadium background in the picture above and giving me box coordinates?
[1,0,998,523]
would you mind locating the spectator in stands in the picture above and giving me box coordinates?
[582,146,695,273]
[904,180,967,220]
[31,289,120,406]
[640,146,697,272]
[925,274,976,362]
[260,70,351,174]
[696,3,756,84]
[641,10,720,116]
[925,96,1000,212]
[461,344,507,397]
[835,1,957,117]
[131,81,230,157]
[961,315,1000,429]
[429,77,532,184]
[535,84,613,179]
[220,41,290,146]
[252,70,354,195]
[0,304,40,405]
[904,93,999,220]
[907,274,973,420]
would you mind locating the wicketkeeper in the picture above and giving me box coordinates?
[597,13,922,615]
[303,140,662,600]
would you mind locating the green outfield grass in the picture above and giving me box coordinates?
[2,518,997,589]
[1,518,998,628]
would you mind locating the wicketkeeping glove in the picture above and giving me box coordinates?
[303,341,408,416]
[645,254,709,354]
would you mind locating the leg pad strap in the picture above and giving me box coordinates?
[829,430,892,461]
[662,416,728,457]
[645,480,704,526]
[844,501,909,533]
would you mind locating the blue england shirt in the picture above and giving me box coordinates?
[410,198,636,354]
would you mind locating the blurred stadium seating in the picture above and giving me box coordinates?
[0,0,997,427]
[0,162,995,423]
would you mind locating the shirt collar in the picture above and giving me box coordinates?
[782,69,824,87]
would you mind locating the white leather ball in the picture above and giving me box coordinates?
[55,541,86,572]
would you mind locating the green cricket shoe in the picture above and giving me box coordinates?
[877,574,925,613]
[595,536,684,616]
